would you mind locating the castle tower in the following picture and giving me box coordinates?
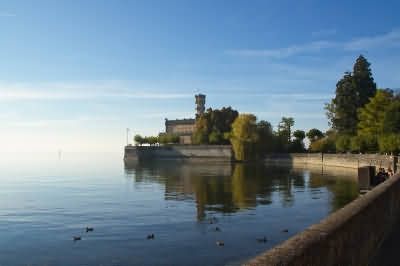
[195,94,206,119]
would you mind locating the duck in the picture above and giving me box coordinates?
[216,241,224,246]
[281,229,289,233]
[209,217,218,224]
[147,233,155,239]
[215,226,221,232]
[86,227,94,232]
[73,236,81,241]
[256,236,267,243]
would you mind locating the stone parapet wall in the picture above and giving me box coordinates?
[124,145,233,161]
[245,173,400,266]
[264,153,398,172]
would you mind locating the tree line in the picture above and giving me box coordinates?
[134,134,180,146]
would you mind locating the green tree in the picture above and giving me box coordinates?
[306,128,324,143]
[208,130,223,144]
[325,72,359,135]
[357,89,393,140]
[159,134,179,144]
[383,101,400,134]
[134,134,145,146]
[350,136,362,153]
[378,134,400,154]
[193,107,239,145]
[231,114,259,161]
[293,130,305,141]
[309,130,336,153]
[350,135,377,153]
[147,136,158,146]
[256,120,275,154]
[158,135,167,144]
[325,56,377,135]
[352,55,377,107]
[277,117,294,143]
[167,135,180,144]
[336,135,351,153]
[290,130,306,152]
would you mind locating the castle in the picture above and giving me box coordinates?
[162,94,206,144]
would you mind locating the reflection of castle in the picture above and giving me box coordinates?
[163,94,206,144]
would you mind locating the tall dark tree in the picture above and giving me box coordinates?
[256,120,275,154]
[277,117,294,143]
[325,55,376,135]
[352,55,377,107]
[306,128,324,142]
[326,72,358,134]
[290,130,306,152]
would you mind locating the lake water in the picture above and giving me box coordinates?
[0,152,359,266]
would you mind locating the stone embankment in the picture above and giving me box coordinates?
[124,145,233,162]
[245,172,400,266]
[264,153,398,172]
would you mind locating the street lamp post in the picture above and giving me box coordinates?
[126,128,130,146]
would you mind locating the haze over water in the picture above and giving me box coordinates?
[0,152,358,266]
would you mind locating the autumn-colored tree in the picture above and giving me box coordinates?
[231,114,259,161]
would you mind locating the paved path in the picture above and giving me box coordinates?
[370,222,400,266]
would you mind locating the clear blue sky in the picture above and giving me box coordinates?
[1,0,399,152]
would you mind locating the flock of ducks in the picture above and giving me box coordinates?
[73,221,289,246]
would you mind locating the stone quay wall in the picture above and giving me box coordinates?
[264,153,398,172]
[124,145,233,162]
[245,172,400,266]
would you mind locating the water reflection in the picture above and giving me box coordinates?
[124,161,358,221]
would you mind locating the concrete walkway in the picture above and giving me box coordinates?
[370,221,400,266]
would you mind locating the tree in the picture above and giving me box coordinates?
[256,120,275,154]
[352,55,377,108]
[290,130,306,152]
[378,134,400,154]
[309,130,336,153]
[350,136,362,153]
[350,135,377,153]
[383,101,400,134]
[208,130,223,144]
[147,136,158,146]
[357,89,393,140]
[306,128,324,142]
[293,130,305,141]
[134,134,145,146]
[278,117,294,143]
[336,135,351,153]
[231,114,259,161]
[193,107,239,145]
[325,55,377,135]
[325,72,359,135]
[310,138,336,153]
[159,134,179,144]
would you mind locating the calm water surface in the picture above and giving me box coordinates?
[0,152,359,266]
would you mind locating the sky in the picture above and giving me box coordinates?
[1,0,400,152]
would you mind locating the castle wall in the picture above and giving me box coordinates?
[167,123,195,135]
